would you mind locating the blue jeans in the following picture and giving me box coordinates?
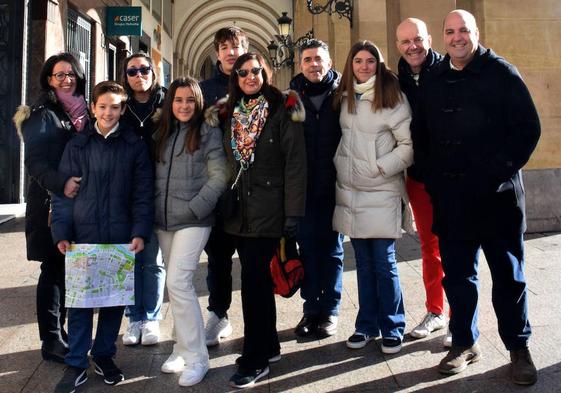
[125,231,165,322]
[439,233,531,350]
[65,306,124,369]
[297,202,344,317]
[351,238,405,339]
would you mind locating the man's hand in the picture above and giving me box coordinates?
[57,240,70,255]
[64,177,82,199]
[129,237,145,254]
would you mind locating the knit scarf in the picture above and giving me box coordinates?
[230,94,269,167]
[55,90,88,132]
[353,75,376,98]
[301,68,337,96]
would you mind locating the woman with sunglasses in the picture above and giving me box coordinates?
[332,40,413,354]
[222,52,306,388]
[120,52,167,347]
[13,52,88,363]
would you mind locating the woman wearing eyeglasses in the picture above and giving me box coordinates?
[332,40,413,354]
[13,52,88,363]
[221,52,306,388]
[120,52,167,347]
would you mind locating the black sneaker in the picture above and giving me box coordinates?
[93,356,124,385]
[316,315,338,338]
[54,366,88,393]
[381,337,402,354]
[229,366,270,388]
[346,332,374,349]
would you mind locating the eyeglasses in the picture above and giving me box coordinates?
[398,36,425,47]
[126,66,152,77]
[236,67,263,78]
[51,72,77,81]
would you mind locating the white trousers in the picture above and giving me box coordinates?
[157,226,211,365]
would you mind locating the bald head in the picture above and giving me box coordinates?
[443,9,479,70]
[396,18,432,74]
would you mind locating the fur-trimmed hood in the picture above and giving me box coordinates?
[13,91,60,138]
[203,89,306,128]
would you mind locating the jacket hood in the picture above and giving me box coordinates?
[13,90,59,138]
[289,69,341,93]
[398,48,443,77]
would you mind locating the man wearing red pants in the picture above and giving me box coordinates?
[396,18,450,346]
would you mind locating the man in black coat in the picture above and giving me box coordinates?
[412,10,540,385]
[396,18,449,344]
[200,26,249,347]
[289,39,344,339]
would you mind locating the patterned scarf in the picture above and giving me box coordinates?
[230,95,269,168]
[55,90,88,132]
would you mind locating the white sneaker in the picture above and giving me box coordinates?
[205,312,233,346]
[122,321,142,345]
[178,362,209,386]
[161,353,186,374]
[410,312,446,339]
[141,320,160,346]
[443,328,453,348]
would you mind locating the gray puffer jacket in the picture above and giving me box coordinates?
[154,120,228,231]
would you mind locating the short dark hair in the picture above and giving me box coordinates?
[91,81,127,107]
[213,26,249,52]
[122,52,159,95]
[39,52,86,96]
[298,38,329,58]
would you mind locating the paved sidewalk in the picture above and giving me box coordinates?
[1,217,560,392]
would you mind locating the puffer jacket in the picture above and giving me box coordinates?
[333,91,413,239]
[222,91,307,238]
[13,91,79,261]
[200,62,230,107]
[154,120,228,231]
[50,122,154,245]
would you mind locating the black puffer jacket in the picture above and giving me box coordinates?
[398,48,443,182]
[13,91,79,261]
[200,62,230,107]
[222,92,307,238]
[412,45,541,239]
[289,71,341,204]
[51,123,154,245]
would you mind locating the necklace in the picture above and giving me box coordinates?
[126,101,155,128]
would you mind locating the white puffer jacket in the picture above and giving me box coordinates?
[333,91,413,239]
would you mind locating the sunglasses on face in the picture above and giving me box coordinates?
[126,66,152,77]
[51,72,77,81]
[236,67,263,78]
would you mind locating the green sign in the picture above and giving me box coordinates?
[106,7,142,36]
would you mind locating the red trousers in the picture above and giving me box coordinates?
[406,177,446,315]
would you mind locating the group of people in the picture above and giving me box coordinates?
[13,8,540,392]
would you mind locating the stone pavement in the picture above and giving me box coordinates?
[1,216,560,392]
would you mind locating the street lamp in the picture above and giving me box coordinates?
[306,0,353,27]
[267,12,314,69]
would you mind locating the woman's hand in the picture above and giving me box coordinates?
[64,176,82,198]
[129,237,145,254]
[57,240,70,255]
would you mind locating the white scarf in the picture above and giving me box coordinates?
[353,75,376,97]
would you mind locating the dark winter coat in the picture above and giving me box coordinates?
[412,45,541,239]
[398,49,443,182]
[154,121,228,231]
[50,123,154,245]
[13,91,80,261]
[289,71,341,206]
[200,62,230,107]
[222,92,307,238]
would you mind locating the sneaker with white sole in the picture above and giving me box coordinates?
[410,312,446,339]
[443,328,453,348]
[141,320,160,346]
[161,353,186,374]
[54,366,88,393]
[179,362,209,386]
[205,311,233,346]
[230,366,269,388]
[381,337,402,354]
[122,320,142,346]
[346,332,374,349]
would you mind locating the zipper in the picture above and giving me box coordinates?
[163,128,181,230]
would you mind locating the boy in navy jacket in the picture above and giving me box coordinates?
[51,81,154,392]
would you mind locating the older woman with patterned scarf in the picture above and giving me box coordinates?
[222,52,306,388]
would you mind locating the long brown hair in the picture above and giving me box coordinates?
[154,77,204,162]
[333,40,402,113]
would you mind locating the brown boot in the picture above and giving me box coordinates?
[510,347,537,385]
[438,343,482,374]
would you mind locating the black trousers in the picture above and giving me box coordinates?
[205,226,237,318]
[234,236,280,370]
[37,251,67,343]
